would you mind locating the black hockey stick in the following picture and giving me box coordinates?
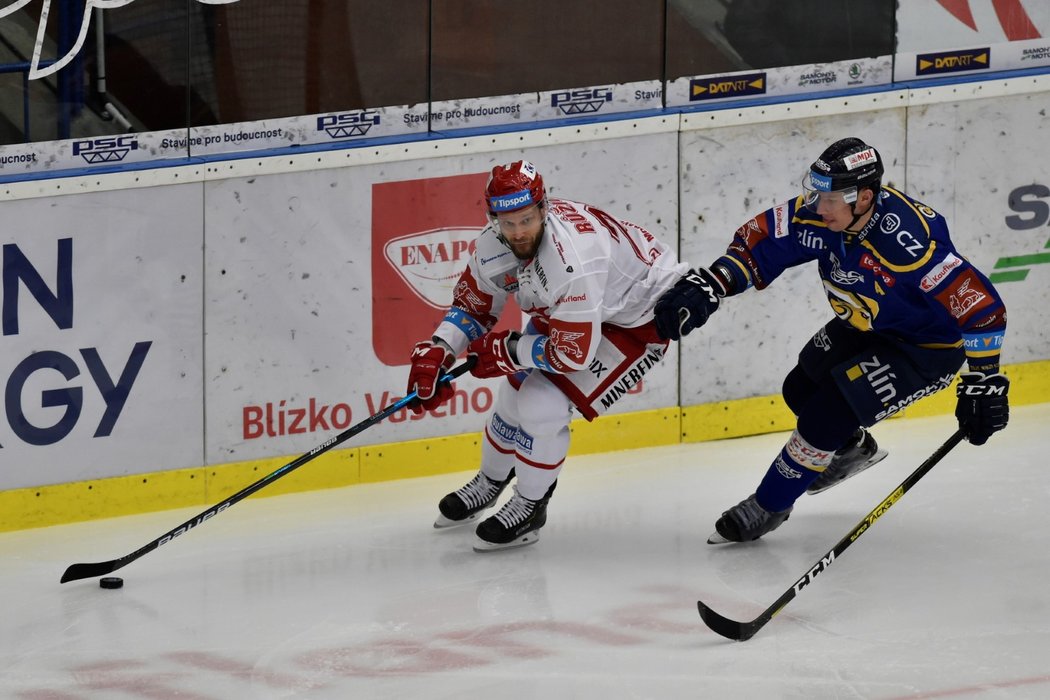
[60,358,476,584]
[698,429,965,641]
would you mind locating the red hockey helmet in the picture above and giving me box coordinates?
[485,160,546,215]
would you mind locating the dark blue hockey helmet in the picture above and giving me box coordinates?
[803,137,884,207]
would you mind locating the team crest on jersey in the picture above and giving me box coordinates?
[828,253,864,285]
[453,278,488,314]
[550,328,587,361]
[824,281,880,331]
[938,272,991,320]
[735,218,766,247]
[549,323,590,363]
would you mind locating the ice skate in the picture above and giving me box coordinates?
[473,482,556,552]
[708,494,792,544]
[806,429,887,495]
[433,469,514,529]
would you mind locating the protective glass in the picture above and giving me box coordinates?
[801,171,858,208]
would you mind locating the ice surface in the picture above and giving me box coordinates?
[2,405,1048,699]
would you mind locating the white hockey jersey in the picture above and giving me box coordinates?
[433,198,688,373]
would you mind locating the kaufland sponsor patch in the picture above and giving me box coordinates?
[844,148,877,171]
[920,253,963,291]
[773,202,790,238]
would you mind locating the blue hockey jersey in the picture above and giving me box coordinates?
[714,187,1007,371]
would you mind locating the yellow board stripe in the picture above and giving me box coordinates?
[2,361,1047,533]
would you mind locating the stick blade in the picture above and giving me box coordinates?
[61,560,119,583]
[697,600,759,642]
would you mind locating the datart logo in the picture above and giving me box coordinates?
[916,48,989,76]
[316,110,380,139]
[689,72,765,101]
[72,135,138,163]
[550,87,612,115]
[0,0,241,80]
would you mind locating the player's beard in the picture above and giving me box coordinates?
[509,229,543,260]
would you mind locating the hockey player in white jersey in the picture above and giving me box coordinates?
[406,160,689,551]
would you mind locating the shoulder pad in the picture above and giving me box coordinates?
[860,190,940,271]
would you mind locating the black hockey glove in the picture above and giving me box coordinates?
[654,268,724,341]
[955,372,1009,445]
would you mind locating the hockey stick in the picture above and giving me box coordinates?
[697,429,965,641]
[60,358,476,584]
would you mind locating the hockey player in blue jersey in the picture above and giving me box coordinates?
[654,137,1010,544]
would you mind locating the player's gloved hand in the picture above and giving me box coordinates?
[654,267,725,341]
[468,330,523,378]
[407,340,455,415]
[955,371,1009,445]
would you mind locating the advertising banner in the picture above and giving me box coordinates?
[895,0,1050,80]
[371,172,527,366]
[906,90,1050,363]
[667,57,892,108]
[202,133,680,463]
[0,82,663,179]
[0,185,205,490]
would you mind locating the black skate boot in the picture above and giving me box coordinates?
[473,482,557,552]
[434,468,515,529]
[806,429,887,495]
[708,494,792,544]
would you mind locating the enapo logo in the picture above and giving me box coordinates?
[383,228,479,308]
[371,172,522,366]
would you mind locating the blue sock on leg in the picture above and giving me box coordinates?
[755,430,835,513]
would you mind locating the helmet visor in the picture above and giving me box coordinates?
[801,171,858,208]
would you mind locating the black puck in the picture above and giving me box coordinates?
[99,576,124,589]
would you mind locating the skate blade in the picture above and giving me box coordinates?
[472,530,540,552]
[707,531,733,545]
[433,511,485,529]
[807,449,888,495]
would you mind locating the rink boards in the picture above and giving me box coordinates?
[2,75,1049,530]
